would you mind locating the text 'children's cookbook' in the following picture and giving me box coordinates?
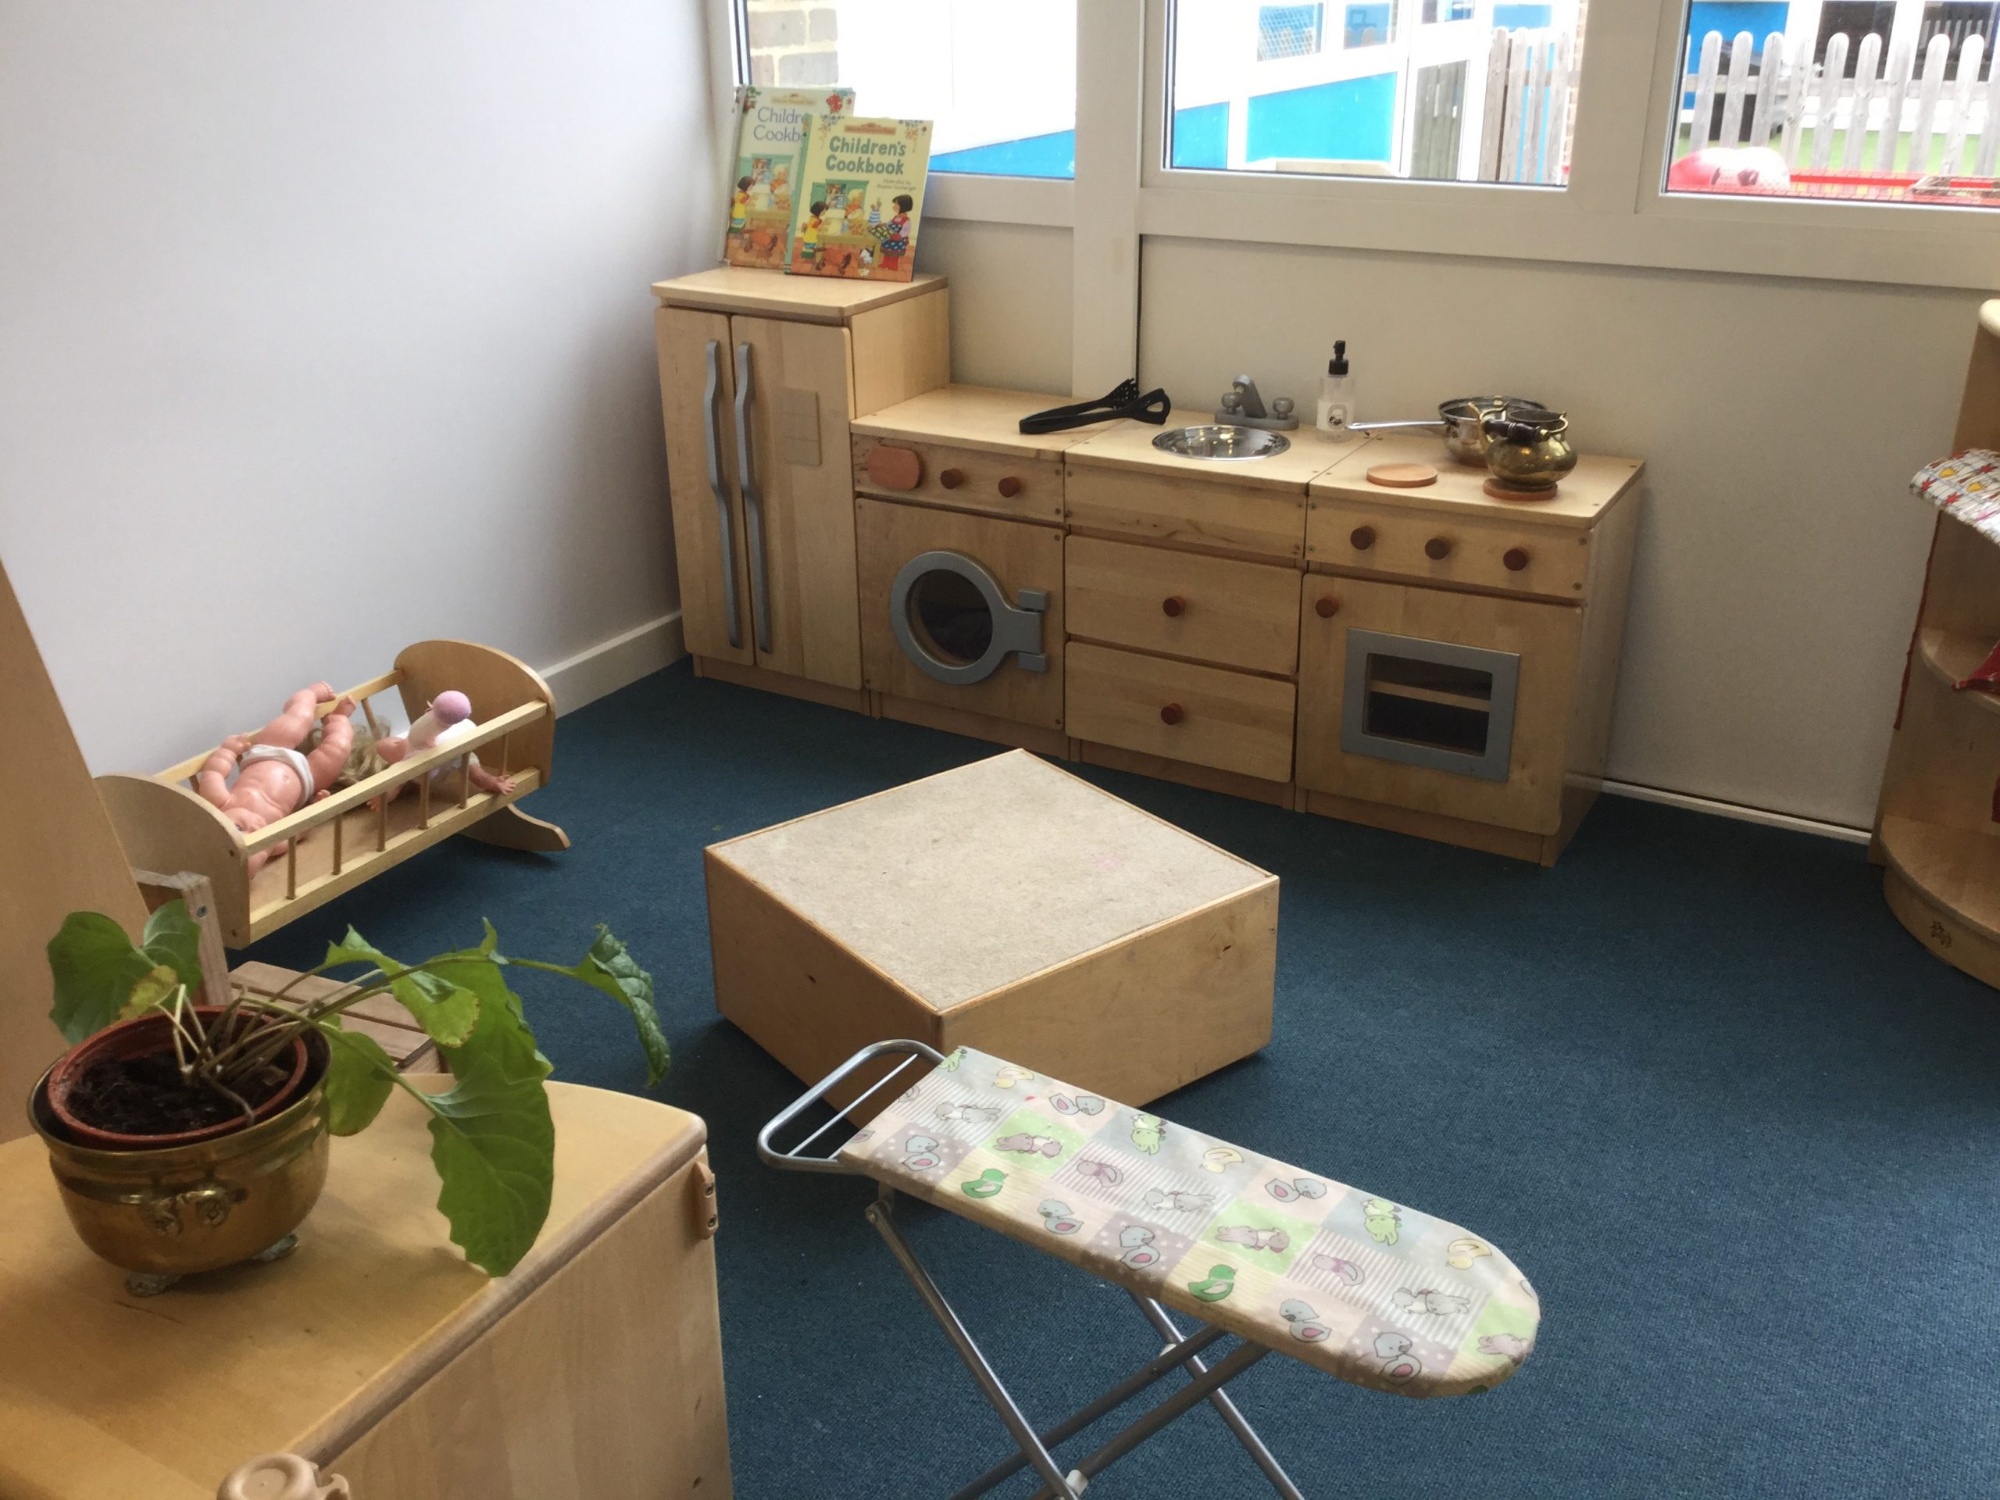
[784,115,932,282]
[724,87,853,269]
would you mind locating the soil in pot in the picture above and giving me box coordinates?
[63,1049,294,1137]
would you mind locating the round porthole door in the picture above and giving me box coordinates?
[889,550,1049,685]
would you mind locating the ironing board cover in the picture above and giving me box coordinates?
[841,1047,1539,1399]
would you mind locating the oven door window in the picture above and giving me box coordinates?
[1339,629,1520,782]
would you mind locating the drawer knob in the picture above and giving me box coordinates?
[1315,595,1340,618]
[1425,536,1453,561]
[939,468,965,490]
[1162,595,1187,618]
[1350,525,1375,551]
[1504,546,1530,572]
[997,475,1023,498]
[865,445,923,491]
[1160,703,1185,726]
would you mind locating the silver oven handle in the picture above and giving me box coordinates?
[703,339,742,649]
[733,340,772,654]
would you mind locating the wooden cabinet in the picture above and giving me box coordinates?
[0,1083,730,1499]
[1066,642,1296,783]
[1066,535,1302,675]
[653,268,949,697]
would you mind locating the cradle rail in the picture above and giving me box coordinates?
[97,640,566,947]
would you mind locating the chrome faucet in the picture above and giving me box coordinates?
[1215,374,1297,431]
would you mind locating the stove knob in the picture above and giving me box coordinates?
[1350,525,1375,551]
[1315,596,1340,618]
[939,468,965,490]
[1162,595,1187,618]
[997,475,1023,498]
[1425,536,1453,561]
[1504,547,1530,572]
[1160,703,1185,726]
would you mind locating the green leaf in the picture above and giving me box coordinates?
[120,965,182,1020]
[321,1022,399,1136]
[422,996,555,1275]
[509,926,670,1087]
[47,912,154,1043]
[325,928,479,1047]
[139,901,204,995]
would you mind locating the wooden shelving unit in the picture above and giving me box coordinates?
[1873,300,2000,989]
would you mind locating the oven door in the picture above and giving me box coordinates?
[1296,575,1579,834]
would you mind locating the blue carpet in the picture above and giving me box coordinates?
[245,661,2000,1499]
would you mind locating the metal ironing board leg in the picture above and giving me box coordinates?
[867,1192,1085,1500]
[1133,1297,1307,1500]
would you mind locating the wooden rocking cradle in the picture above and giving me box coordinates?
[96,640,567,947]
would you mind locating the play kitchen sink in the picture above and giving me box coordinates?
[1152,424,1292,460]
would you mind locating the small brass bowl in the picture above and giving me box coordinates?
[1482,409,1577,490]
[30,1037,330,1281]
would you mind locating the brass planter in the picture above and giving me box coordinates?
[30,1041,330,1291]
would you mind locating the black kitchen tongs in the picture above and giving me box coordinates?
[1017,378,1171,435]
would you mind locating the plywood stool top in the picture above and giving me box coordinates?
[709,750,1273,1012]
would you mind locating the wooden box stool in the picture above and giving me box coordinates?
[705,750,1278,1112]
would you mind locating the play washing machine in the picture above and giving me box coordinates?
[852,412,1067,735]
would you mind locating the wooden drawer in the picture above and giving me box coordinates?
[1306,497,1591,600]
[1066,641,1295,784]
[853,435,1063,522]
[1065,464,1306,562]
[1067,536,1303,675]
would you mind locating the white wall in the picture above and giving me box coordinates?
[1140,239,1969,829]
[0,2,717,773]
[919,221,1074,392]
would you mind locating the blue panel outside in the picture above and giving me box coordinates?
[1171,101,1231,168]
[1493,4,1554,26]
[1245,74,1397,162]
[931,128,1076,179]
[1686,1,1791,48]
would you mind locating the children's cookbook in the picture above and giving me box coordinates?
[783,115,932,282]
[724,87,853,269]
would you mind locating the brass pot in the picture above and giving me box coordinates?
[1482,408,1578,490]
[30,1032,330,1282]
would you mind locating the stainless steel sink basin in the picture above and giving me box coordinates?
[1152,424,1291,460]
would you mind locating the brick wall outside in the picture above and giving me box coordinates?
[745,1,840,88]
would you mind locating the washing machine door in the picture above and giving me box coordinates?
[889,549,1049,686]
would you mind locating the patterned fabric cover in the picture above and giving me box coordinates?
[1913,449,2000,548]
[841,1047,1539,1398]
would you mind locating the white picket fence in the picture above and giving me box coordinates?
[1680,28,2000,177]
[1478,28,1575,184]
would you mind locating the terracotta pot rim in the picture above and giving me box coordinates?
[45,1007,319,1151]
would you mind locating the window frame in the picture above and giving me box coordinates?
[706,0,2000,393]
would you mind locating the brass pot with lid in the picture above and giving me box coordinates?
[1481,407,1577,490]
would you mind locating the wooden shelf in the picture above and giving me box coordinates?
[1918,626,2000,714]
[1879,814,2000,945]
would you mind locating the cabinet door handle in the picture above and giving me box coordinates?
[1161,595,1186,617]
[1425,536,1453,560]
[1160,703,1185,725]
[733,341,772,654]
[1315,595,1340,618]
[702,340,743,649]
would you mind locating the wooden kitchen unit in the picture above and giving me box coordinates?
[650,287,1645,861]
[1298,433,1644,863]
[653,267,950,706]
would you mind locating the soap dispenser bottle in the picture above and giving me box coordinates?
[1315,341,1354,434]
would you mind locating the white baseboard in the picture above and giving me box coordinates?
[539,611,685,715]
[1601,779,1871,845]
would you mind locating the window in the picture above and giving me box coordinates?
[1257,5,1325,60]
[1665,0,2000,207]
[1167,0,1586,184]
[737,0,1077,178]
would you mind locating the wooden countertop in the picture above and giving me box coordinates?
[0,1082,706,1498]
[1313,432,1645,529]
[652,265,945,323]
[1062,407,1367,493]
[852,384,1118,460]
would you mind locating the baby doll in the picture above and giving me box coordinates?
[194,684,357,873]
[373,690,517,799]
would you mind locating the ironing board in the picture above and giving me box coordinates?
[760,1041,1539,1498]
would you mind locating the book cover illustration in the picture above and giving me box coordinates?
[724,86,853,269]
[785,115,933,281]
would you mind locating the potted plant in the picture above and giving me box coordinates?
[34,901,668,1292]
